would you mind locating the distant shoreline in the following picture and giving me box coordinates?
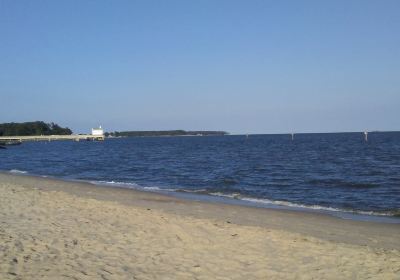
[104,130,400,138]
[107,131,400,138]
[106,130,228,138]
[229,130,400,136]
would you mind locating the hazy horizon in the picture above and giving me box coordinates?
[1,1,399,134]
[2,120,398,136]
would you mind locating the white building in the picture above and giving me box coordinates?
[92,126,104,136]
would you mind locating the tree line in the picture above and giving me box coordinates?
[0,121,72,136]
[105,130,228,137]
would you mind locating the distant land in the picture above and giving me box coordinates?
[106,130,228,137]
[0,121,72,136]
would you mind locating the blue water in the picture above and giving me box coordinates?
[1,133,399,219]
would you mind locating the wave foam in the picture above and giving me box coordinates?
[9,169,28,174]
[90,180,140,189]
[143,186,179,192]
[207,192,394,217]
[69,179,399,218]
[89,180,179,193]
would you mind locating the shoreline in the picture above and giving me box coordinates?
[4,169,400,224]
[1,172,399,279]
[95,182,400,223]
[1,172,399,250]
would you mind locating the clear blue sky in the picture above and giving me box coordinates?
[1,0,399,134]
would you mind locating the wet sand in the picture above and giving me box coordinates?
[0,173,399,279]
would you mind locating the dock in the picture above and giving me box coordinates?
[0,134,104,143]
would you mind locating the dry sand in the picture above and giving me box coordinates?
[0,173,399,279]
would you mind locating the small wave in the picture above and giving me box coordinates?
[143,186,179,192]
[209,192,242,199]
[89,180,179,192]
[89,180,140,189]
[175,188,209,194]
[9,169,28,174]
[207,192,396,217]
[143,186,162,191]
[79,179,399,218]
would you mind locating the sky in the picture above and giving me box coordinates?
[0,0,399,134]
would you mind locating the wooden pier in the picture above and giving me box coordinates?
[0,134,104,143]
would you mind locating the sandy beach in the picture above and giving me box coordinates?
[0,173,399,279]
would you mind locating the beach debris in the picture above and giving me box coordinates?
[101,268,113,275]
[176,235,182,241]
